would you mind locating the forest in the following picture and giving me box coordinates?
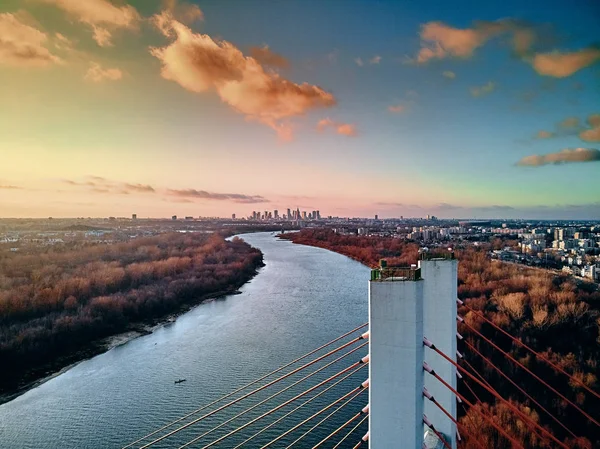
[281,229,600,448]
[0,233,263,396]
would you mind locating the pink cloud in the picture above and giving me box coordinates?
[580,114,600,142]
[162,0,203,24]
[39,0,140,47]
[317,118,357,137]
[417,21,492,63]
[39,0,139,27]
[415,19,536,64]
[91,25,112,47]
[536,130,554,139]
[530,48,600,78]
[517,148,600,166]
[150,18,336,141]
[388,104,405,113]
[249,45,289,69]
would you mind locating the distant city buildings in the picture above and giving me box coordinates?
[246,208,323,222]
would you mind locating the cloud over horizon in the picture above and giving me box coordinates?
[62,177,266,204]
[63,177,155,194]
[516,148,600,166]
[375,200,600,220]
[166,189,267,203]
[150,16,336,141]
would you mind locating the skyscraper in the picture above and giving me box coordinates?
[274,210,279,219]
[287,208,291,220]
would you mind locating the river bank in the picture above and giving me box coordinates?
[0,232,370,449]
[0,231,264,404]
[0,284,255,405]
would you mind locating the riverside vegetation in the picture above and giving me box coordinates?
[281,229,599,448]
[0,233,263,399]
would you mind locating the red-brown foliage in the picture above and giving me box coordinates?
[283,229,600,447]
[0,233,263,393]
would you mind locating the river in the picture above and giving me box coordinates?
[0,232,369,448]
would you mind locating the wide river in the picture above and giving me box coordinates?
[0,233,369,449]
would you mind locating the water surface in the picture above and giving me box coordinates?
[0,233,369,448]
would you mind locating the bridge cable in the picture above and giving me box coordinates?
[191,360,368,449]
[232,363,367,449]
[312,403,367,449]
[423,387,485,449]
[260,381,368,448]
[122,322,367,449]
[422,415,452,449]
[463,302,600,401]
[461,354,494,391]
[464,338,579,439]
[138,331,369,448]
[287,388,367,448]
[460,319,600,428]
[178,342,368,448]
[459,402,487,449]
[331,414,369,449]
[423,364,525,449]
[426,340,569,448]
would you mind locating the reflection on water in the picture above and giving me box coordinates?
[0,233,369,448]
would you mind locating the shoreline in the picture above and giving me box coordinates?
[0,284,255,406]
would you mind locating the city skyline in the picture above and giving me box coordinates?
[1,0,600,220]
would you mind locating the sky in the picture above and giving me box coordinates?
[0,0,599,220]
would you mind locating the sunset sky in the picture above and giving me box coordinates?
[1,0,599,219]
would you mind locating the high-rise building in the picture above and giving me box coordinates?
[274,210,279,219]
[287,208,291,220]
[316,210,321,219]
[232,214,236,220]
[302,211,307,220]
[375,214,378,220]
[132,214,137,220]
[172,215,177,221]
